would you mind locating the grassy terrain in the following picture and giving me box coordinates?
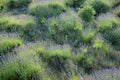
[0,0,120,80]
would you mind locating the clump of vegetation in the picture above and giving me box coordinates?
[36,45,71,59]
[29,1,67,20]
[0,52,41,80]
[114,6,120,17]
[105,27,120,46]
[113,0,120,7]
[78,5,96,21]
[45,10,83,44]
[0,14,36,32]
[97,13,120,32]
[6,0,33,10]
[82,28,95,43]
[91,0,111,14]
[0,33,22,55]
[93,38,104,49]
[0,0,5,11]
[65,0,86,8]
[1,0,120,80]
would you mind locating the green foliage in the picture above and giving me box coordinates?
[45,48,71,58]
[78,5,96,21]
[93,39,103,49]
[115,9,120,17]
[46,11,83,44]
[36,45,71,59]
[91,0,111,14]
[82,31,95,43]
[42,77,51,80]
[0,37,22,55]
[5,0,33,9]
[36,46,45,54]
[0,0,5,11]
[0,53,41,80]
[113,0,120,7]
[68,73,80,80]
[1,0,120,79]
[29,1,66,20]
[97,13,120,31]
[114,7,120,17]
[105,28,120,46]
[65,0,86,8]
[74,47,88,61]
[0,14,36,32]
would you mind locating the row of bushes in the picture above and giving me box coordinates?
[0,33,120,79]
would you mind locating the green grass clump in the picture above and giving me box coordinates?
[29,1,67,20]
[0,53,41,80]
[45,47,71,58]
[35,44,71,58]
[83,32,94,42]
[0,14,36,32]
[0,36,22,55]
[82,30,95,43]
[114,7,120,17]
[78,5,96,22]
[36,45,71,59]
[97,13,120,32]
[74,47,88,62]
[46,10,83,44]
[65,0,86,8]
[91,0,111,14]
[93,38,104,49]
[36,46,45,54]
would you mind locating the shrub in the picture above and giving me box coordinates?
[113,0,120,7]
[91,0,111,14]
[45,10,83,44]
[105,28,120,46]
[5,0,33,9]
[65,0,86,8]
[97,13,120,32]
[0,52,41,80]
[29,1,67,20]
[78,5,96,21]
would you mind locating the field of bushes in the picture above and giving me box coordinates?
[0,0,120,80]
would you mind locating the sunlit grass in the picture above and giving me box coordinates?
[0,14,36,32]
